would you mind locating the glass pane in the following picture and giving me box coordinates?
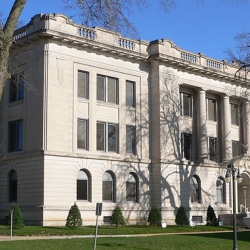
[216,179,223,203]
[183,133,192,160]
[126,81,134,107]
[191,177,198,203]
[126,182,136,201]
[77,119,86,149]
[231,103,238,125]
[17,120,23,151]
[183,93,192,117]
[107,78,116,103]
[9,76,17,102]
[209,138,217,161]
[78,71,88,98]
[9,122,17,152]
[103,181,113,201]
[126,126,136,154]
[18,74,24,100]
[77,180,88,200]
[207,98,216,121]
[97,123,105,151]
[97,76,105,101]
[108,124,117,152]
[232,141,239,158]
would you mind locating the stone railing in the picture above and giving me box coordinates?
[13,28,27,41]
[77,28,96,40]
[180,52,197,64]
[118,38,135,50]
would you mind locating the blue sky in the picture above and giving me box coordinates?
[2,0,250,61]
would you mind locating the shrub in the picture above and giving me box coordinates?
[206,205,219,226]
[147,205,161,227]
[7,203,24,229]
[66,202,82,228]
[175,205,189,226]
[110,206,125,228]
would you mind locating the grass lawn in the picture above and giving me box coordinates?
[0,232,249,250]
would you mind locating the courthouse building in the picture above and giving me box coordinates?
[0,14,250,225]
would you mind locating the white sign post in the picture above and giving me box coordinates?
[94,203,102,250]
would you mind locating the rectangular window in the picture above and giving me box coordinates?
[77,119,88,149]
[8,119,23,152]
[9,73,24,103]
[126,125,136,155]
[181,133,192,160]
[230,103,239,125]
[97,75,118,104]
[232,140,240,158]
[126,81,135,107]
[207,98,217,121]
[208,137,217,162]
[97,122,118,152]
[78,70,88,99]
[180,92,193,117]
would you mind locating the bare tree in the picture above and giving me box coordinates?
[0,0,26,101]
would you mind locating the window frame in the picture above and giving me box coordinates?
[8,119,23,152]
[97,75,118,104]
[96,122,118,153]
[78,70,89,99]
[216,177,226,204]
[9,72,24,103]
[102,171,116,202]
[181,132,192,160]
[208,137,217,162]
[9,170,17,203]
[230,103,239,126]
[77,169,91,201]
[206,97,217,121]
[77,118,88,150]
[190,175,201,204]
[180,92,193,117]
[126,125,136,155]
[126,80,136,107]
[126,172,139,202]
[232,140,240,158]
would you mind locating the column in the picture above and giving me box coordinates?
[244,101,250,155]
[197,89,207,160]
[222,95,231,161]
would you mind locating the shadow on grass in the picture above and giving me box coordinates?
[183,230,250,243]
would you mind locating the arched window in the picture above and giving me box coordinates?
[126,173,139,202]
[216,177,225,204]
[191,175,201,204]
[77,169,91,201]
[102,171,116,202]
[9,170,17,202]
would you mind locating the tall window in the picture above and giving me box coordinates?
[230,103,239,125]
[180,92,193,117]
[126,173,139,202]
[78,70,88,99]
[9,170,17,202]
[191,175,201,203]
[77,170,91,201]
[181,133,192,160]
[207,98,217,121]
[208,137,217,162]
[97,75,118,104]
[102,171,115,202]
[8,119,23,152]
[77,119,88,149]
[232,140,240,158]
[97,122,118,152]
[216,177,225,204]
[126,125,136,155]
[126,81,135,107]
[9,73,24,103]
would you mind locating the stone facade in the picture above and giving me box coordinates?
[0,14,249,226]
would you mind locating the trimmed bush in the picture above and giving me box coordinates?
[206,205,219,226]
[110,206,125,228]
[175,205,189,226]
[147,205,161,227]
[66,202,82,228]
[7,203,24,229]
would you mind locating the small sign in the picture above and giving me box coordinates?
[96,203,102,216]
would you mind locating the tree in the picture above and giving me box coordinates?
[110,206,125,227]
[66,202,82,228]
[175,205,189,226]
[7,203,24,229]
[206,205,219,226]
[147,205,161,227]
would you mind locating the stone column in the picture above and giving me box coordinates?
[222,95,231,161]
[244,101,250,154]
[197,89,207,160]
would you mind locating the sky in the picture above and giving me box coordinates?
[2,0,250,61]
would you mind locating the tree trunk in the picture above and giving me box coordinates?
[0,0,26,101]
